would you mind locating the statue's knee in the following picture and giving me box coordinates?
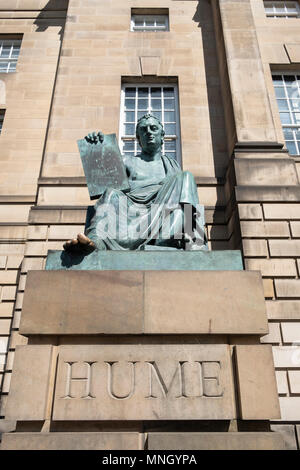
[182,170,193,178]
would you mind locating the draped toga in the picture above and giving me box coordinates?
[86,154,207,251]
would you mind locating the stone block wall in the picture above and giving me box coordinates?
[0,0,68,418]
[0,0,300,449]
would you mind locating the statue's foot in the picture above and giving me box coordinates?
[63,233,96,253]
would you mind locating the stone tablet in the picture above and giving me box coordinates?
[53,344,236,421]
[77,133,129,200]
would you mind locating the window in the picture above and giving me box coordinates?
[0,110,5,134]
[120,84,180,162]
[0,38,21,73]
[264,1,300,17]
[272,73,300,155]
[131,14,169,32]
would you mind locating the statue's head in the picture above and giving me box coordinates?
[135,114,165,153]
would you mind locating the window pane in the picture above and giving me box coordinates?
[0,38,21,73]
[287,87,300,98]
[137,111,146,120]
[151,87,161,97]
[273,75,283,85]
[138,88,148,97]
[138,99,148,109]
[290,99,300,110]
[121,84,180,162]
[286,4,298,13]
[1,46,10,58]
[9,61,17,72]
[125,123,135,135]
[125,87,136,97]
[125,98,135,110]
[275,87,286,98]
[284,75,297,85]
[11,47,20,58]
[123,141,135,151]
[164,110,176,121]
[286,141,297,154]
[164,88,175,97]
[0,62,8,72]
[164,98,175,109]
[125,111,135,122]
[164,123,176,135]
[165,140,176,150]
[283,128,294,139]
[277,99,289,110]
[152,111,162,121]
[132,14,169,31]
[293,112,300,124]
[280,112,293,124]
[134,19,144,27]
[151,99,161,110]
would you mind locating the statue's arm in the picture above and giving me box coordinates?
[63,130,105,252]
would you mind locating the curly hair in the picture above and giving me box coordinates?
[135,114,165,143]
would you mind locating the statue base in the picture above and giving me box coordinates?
[45,249,243,271]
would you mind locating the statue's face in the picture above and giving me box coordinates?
[137,117,163,153]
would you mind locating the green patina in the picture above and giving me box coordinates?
[46,249,243,271]
[46,114,242,271]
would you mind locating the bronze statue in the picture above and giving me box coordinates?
[64,114,207,252]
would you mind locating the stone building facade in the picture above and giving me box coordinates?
[0,0,299,450]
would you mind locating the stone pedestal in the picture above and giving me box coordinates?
[0,256,284,450]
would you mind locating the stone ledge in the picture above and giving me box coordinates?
[0,431,286,450]
[45,249,243,271]
[234,159,299,186]
[20,270,268,335]
[147,432,285,450]
[236,186,300,202]
[0,432,141,450]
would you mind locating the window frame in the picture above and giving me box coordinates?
[119,83,181,164]
[272,71,300,155]
[264,1,300,18]
[0,38,22,73]
[131,14,169,32]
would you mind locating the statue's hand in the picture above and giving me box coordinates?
[63,233,96,253]
[85,131,104,144]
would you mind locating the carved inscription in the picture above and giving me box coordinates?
[106,361,137,400]
[63,362,96,399]
[53,345,236,420]
[62,360,223,400]
[147,361,223,398]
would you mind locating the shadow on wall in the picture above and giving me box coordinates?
[192,0,229,177]
[192,1,241,250]
[34,0,69,41]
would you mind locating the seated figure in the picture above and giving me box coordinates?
[64,114,207,252]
